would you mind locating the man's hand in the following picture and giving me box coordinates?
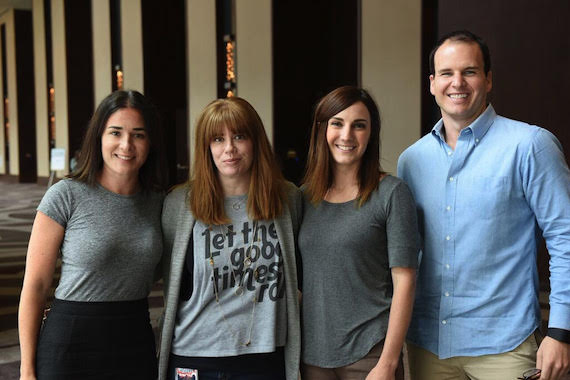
[536,336,570,380]
[366,362,396,380]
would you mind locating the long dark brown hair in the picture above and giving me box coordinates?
[189,97,285,225]
[303,85,384,206]
[68,90,167,192]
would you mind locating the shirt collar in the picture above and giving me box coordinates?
[431,104,497,145]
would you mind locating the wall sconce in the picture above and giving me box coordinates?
[114,64,124,90]
[224,34,236,97]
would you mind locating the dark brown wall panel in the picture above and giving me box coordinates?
[65,0,94,157]
[273,0,359,184]
[142,0,187,186]
[14,10,36,183]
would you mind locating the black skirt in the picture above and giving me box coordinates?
[36,298,157,380]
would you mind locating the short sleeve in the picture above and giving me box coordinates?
[385,181,420,269]
[37,180,73,227]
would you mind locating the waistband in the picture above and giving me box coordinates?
[49,297,149,317]
[170,347,285,372]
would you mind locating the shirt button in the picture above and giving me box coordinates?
[444,292,450,297]
[475,138,480,143]
[447,151,452,156]
[446,206,451,211]
[442,320,447,325]
[446,235,451,241]
[445,264,450,269]
[449,177,454,182]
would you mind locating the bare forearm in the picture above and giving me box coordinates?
[377,268,416,369]
[18,286,49,377]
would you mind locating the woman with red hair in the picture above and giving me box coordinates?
[158,97,302,380]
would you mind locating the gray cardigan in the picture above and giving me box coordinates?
[158,182,302,380]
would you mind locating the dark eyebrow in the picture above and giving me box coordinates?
[106,126,146,131]
[330,117,368,123]
[437,65,481,74]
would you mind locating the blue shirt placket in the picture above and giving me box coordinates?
[439,127,475,358]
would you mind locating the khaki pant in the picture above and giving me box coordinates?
[301,340,405,380]
[407,331,540,380]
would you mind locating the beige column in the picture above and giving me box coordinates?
[0,10,19,176]
[92,0,112,106]
[121,0,144,92]
[33,0,50,178]
[186,0,217,166]
[51,0,69,176]
[361,0,421,174]
[235,0,273,143]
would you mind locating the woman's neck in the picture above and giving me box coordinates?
[219,175,250,196]
[97,171,140,195]
[326,165,360,203]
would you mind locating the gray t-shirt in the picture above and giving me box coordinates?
[37,179,163,301]
[299,175,419,367]
[172,195,287,357]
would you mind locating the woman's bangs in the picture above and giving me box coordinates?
[206,108,250,141]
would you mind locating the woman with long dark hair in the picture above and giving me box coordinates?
[158,96,302,380]
[299,86,419,380]
[18,90,167,379]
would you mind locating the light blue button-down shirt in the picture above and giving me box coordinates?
[397,105,570,359]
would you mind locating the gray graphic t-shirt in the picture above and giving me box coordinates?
[172,195,287,357]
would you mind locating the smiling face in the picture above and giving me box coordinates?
[326,101,371,172]
[100,108,149,182]
[209,125,254,187]
[430,40,492,128]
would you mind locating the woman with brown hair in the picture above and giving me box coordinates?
[299,86,420,380]
[18,90,167,379]
[158,97,302,380]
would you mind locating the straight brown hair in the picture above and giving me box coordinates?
[189,97,285,225]
[303,86,384,206]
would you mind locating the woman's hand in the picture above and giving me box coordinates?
[366,361,396,380]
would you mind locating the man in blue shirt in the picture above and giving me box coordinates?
[398,30,570,380]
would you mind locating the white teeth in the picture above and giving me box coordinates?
[336,145,355,151]
[449,94,468,99]
[116,154,133,160]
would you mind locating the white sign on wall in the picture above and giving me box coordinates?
[50,148,66,171]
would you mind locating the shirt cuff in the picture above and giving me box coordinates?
[547,328,570,344]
